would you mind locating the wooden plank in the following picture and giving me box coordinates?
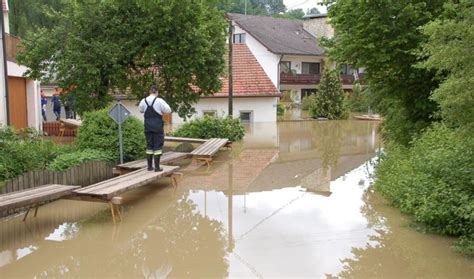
[75,166,179,200]
[190,138,228,157]
[116,152,189,170]
[164,136,208,144]
[0,184,80,211]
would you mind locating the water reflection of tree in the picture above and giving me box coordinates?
[326,186,470,278]
[312,121,345,170]
[122,194,229,278]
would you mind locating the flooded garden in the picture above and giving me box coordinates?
[1,120,472,278]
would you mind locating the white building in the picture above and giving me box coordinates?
[228,13,362,104]
[126,43,281,124]
[0,0,41,130]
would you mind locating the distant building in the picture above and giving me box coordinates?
[0,0,42,130]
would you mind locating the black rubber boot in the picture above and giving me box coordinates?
[147,155,153,171]
[154,155,163,172]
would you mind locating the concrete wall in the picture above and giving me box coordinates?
[233,24,280,88]
[303,17,334,39]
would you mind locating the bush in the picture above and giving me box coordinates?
[309,68,349,119]
[277,103,285,116]
[172,116,245,142]
[48,149,113,171]
[346,86,370,113]
[0,127,71,181]
[301,94,316,111]
[76,108,146,162]
[374,124,474,255]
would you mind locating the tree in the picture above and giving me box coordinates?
[216,0,286,16]
[17,1,227,118]
[323,1,445,145]
[8,0,66,38]
[419,2,474,135]
[276,8,304,20]
[309,68,348,120]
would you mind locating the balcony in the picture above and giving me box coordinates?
[280,73,321,85]
[5,34,21,63]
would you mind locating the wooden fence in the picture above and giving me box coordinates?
[0,160,116,217]
[43,122,77,137]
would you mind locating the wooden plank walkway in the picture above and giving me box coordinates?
[190,138,229,166]
[74,166,179,200]
[164,136,208,144]
[0,184,80,220]
[115,151,188,172]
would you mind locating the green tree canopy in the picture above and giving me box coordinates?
[323,1,444,145]
[17,0,227,117]
[419,2,474,135]
[309,68,348,120]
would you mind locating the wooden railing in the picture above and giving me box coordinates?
[281,72,365,85]
[5,33,21,63]
[280,73,321,85]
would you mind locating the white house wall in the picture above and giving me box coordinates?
[26,80,41,129]
[281,55,324,75]
[233,24,280,88]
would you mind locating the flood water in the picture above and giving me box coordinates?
[1,120,473,278]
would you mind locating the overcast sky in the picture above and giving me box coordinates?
[283,0,327,14]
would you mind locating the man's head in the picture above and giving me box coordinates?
[40,90,45,97]
[149,84,159,95]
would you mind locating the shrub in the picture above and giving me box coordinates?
[346,86,370,113]
[48,149,113,171]
[309,68,349,119]
[172,116,245,142]
[0,127,71,181]
[374,124,474,255]
[277,103,285,116]
[76,108,146,162]
[301,94,316,111]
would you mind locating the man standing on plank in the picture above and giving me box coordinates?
[138,84,171,172]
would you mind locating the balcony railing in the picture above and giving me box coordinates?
[5,34,21,63]
[280,73,321,85]
[281,72,365,85]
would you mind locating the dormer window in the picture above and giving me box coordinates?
[233,33,246,44]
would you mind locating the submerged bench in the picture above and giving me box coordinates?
[0,184,80,221]
[190,138,230,166]
[115,151,188,174]
[73,166,180,223]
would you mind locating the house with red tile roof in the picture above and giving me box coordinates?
[228,13,363,105]
[168,43,280,123]
[0,0,42,130]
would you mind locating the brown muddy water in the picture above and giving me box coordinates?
[1,121,473,278]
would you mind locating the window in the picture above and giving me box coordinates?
[302,62,320,75]
[240,111,252,122]
[280,61,291,74]
[301,89,317,99]
[233,33,246,44]
[340,64,354,75]
[203,110,217,117]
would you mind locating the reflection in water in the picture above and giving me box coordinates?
[1,121,473,278]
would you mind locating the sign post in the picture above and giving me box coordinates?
[108,101,130,164]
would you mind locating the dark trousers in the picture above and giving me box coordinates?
[145,131,164,155]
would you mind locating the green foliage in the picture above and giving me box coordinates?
[274,9,304,19]
[276,103,285,116]
[8,0,66,38]
[324,0,444,144]
[172,116,245,142]
[301,94,316,111]
[17,0,227,117]
[76,109,146,162]
[345,86,370,113]
[309,68,349,120]
[47,149,113,171]
[216,0,286,16]
[419,2,474,135]
[374,124,474,255]
[0,127,71,181]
